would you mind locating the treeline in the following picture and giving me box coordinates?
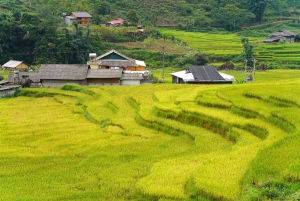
[0,0,298,66]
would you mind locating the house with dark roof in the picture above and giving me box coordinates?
[172,66,234,84]
[263,30,296,43]
[38,64,89,87]
[68,12,92,26]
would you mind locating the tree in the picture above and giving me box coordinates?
[195,53,209,65]
[57,22,92,64]
[212,4,254,31]
[246,0,268,23]
[241,37,254,66]
[127,9,139,24]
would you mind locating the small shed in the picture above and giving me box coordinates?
[121,73,143,85]
[86,69,122,86]
[38,64,88,87]
[2,60,29,71]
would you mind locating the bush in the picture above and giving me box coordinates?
[0,74,3,81]
[61,84,83,92]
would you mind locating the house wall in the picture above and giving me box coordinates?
[65,18,76,26]
[121,80,141,86]
[41,80,82,88]
[69,14,91,26]
[0,86,21,98]
[87,78,120,86]
[89,63,99,69]
[16,63,29,70]
[126,66,145,71]
[172,76,184,84]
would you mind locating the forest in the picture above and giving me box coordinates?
[0,0,299,66]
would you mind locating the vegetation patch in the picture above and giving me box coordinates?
[267,112,296,133]
[105,101,119,113]
[231,106,262,119]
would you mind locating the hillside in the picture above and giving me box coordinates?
[1,70,300,200]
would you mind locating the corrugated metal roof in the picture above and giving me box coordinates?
[219,72,235,81]
[188,66,226,82]
[38,64,88,80]
[136,60,146,67]
[86,69,122,78]
[2,60,23,68]
[171,70,195,82]
[122,73,143,80]
[66,16,76,20]
[71,12,92,18]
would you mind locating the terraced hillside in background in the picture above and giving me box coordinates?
[159,28,300,68]
[1,70,300,200]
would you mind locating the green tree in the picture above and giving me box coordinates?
[58,22,92,64]
[195,53,209,65]
[241,37,254,66]
[127,9,139,24]
[246,0,268,23]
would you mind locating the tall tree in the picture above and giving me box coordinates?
[246,0,268,23]
[241,37,254,67]
[126,9,139,24]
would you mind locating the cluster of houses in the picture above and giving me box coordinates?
[0,49,235,98]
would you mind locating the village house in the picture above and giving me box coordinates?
[172,66,234,84]
[88,50,147,72]
[263,30,296,43]
[38,64,89,87]
[106,18,124,26]
[2,60,29,71]
[65,12,92,26]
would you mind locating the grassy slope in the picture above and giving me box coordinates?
[1,70,300,200]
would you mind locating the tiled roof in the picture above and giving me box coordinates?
[122,73,143,80]
[38,64,88,80]
[86,69,122,78]
[71,12,92,18]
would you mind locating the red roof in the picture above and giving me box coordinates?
[107,18,124,25]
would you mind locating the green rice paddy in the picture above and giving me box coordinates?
[1,70,300,200]
[159,29,300,67]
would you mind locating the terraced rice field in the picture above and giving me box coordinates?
[159,29,264,56]
[160,29,300,67]
[1,70,300,200]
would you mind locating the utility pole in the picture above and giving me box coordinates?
[161,45,166,83]
[252,59,257,82]
[244,59,248,82]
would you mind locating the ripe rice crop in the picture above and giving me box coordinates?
[1,71,300,200]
